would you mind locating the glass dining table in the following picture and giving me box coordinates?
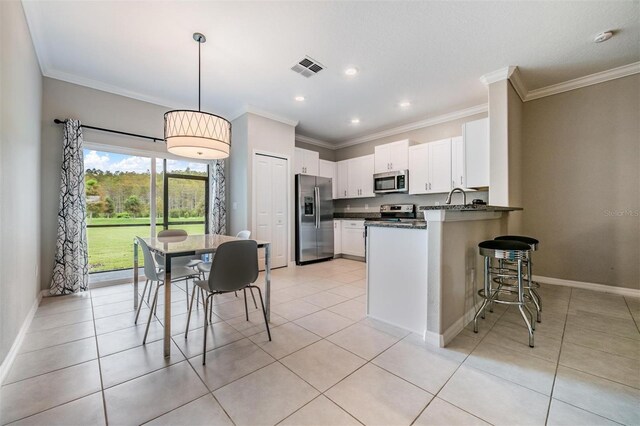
[133,234,271,357]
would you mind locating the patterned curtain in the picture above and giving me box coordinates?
[50,120,89,295]
[208,159,227,235]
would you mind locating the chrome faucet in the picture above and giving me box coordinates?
[445,187,467,205]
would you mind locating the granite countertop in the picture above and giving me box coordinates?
[418,205,522,212]
[364,220,427,229]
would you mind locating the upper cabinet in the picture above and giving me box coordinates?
[318,159,337,199]
[336,160,349,199]
[294,147,319,175]
[374,140,409,173]
[336,154,375,199]
[408,139,452,195]
[451,136,465,188]
[463,118,489,188]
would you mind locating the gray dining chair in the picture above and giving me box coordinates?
[185,239,271,364]
[196,230,258,309]
[134,237,199,344]
[155,229,202,308]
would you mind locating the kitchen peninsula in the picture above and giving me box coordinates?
[365,205,521,347]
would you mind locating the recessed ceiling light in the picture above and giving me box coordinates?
[345,67,359,76]
[351,118,360,124]
[399,101,411,108]
[594,31,613,43]
[295,96,305,102]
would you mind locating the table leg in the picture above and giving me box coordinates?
[164,254,172,357]
[133,240,139,310]
[265,243,271,322]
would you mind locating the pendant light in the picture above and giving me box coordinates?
[164,33,231,159]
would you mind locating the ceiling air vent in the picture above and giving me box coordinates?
[291,56,324,78]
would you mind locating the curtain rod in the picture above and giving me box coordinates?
[53,119,164,143]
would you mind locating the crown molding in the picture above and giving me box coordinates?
[44,69,184,110]
[479,66,517,86]
[21,0,47,76]
[524,61,640,101]
[295,134,336,150]
[334,104,488,149]
[508,67,528,102]
[231,105,299,127]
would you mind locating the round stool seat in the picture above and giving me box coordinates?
[479,240,530,260]
[494,235,539,250]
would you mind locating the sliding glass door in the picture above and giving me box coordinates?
[83,148,208,273]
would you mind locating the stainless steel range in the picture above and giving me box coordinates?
[370,204,417,222]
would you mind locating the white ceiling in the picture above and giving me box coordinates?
[23,1,639,144]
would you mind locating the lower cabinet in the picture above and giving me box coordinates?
[333,220,342,256]
[341,220,365,257]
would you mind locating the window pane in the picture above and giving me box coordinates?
[167,177,206,226]
[87,226,150,272]
[168,223,205,234]
[156,159,164,226]
[84,149,151,272]
[166,159,208,176]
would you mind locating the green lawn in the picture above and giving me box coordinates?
[87,221,205,273]
[87,217,204,225]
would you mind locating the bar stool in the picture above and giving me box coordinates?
[474,239,535,347]
[495,235,541,323]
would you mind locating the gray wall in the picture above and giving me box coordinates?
[521,74,640,289]
[332,113,488,211]
[41,78,174,290]
[0,1,43,364]
[294,140,336,161]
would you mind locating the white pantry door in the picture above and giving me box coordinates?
[254,154,288,269]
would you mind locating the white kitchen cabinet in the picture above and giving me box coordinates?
[349,155,375,198]
[336,160,349,199]
[408,139,452,194]
[294,147,319,175]
[451,136,465,188]
[463,118,489,188]
[341,220,365,257]
[338,155,375,199]
[429,139,452,193]
[374,140,409,173]
[319,159,337,199]
[333,220,342,255]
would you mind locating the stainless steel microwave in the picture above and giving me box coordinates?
[373,170,409,193]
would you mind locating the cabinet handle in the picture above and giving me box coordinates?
[390,162,393,169]
[452,180,455,187]
[429,182,432,190]
[461,175,463,186]
[425,183,427,191]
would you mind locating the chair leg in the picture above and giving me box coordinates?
[135,279,150,324]
[203,295,210,365]
[143,283,160,344]
[249,288,258,309]
[243,288,250,321]
[252,286,271,341]
[516,259,534,348]
[209,294,214,323]
[474,256,490,332]
[185,282,197,338]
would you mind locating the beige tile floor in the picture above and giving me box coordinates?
[2,259,639,425]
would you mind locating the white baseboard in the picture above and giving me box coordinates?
[0,290,46,385]
[438,300,484,347]
[534,275,640,298]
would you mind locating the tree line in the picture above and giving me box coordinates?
[85,168,206,219]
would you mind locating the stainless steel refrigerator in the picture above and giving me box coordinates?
[295,174,334,265]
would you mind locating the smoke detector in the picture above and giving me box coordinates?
[291,56,325,78]
[594,31,613,43]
